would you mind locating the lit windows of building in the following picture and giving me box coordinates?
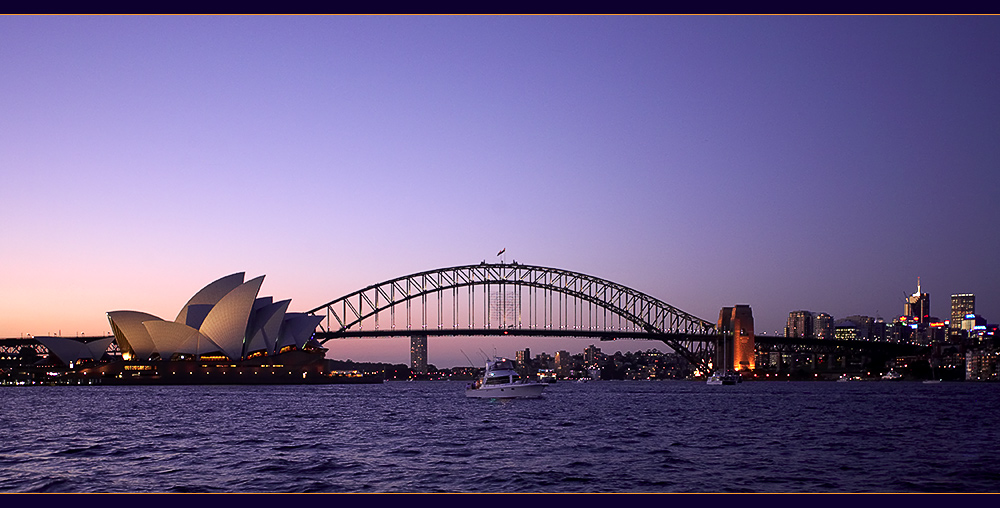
[813,313,834,340]
[785,311,812,338]
[409,335,427,374]
[555,350,572,378]
[966,349,999,381]
[951,294,975,331]
[835,320,859,341]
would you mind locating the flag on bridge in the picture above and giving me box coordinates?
[497,248,505,256]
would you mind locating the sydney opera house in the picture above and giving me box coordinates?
[97,272,331,383]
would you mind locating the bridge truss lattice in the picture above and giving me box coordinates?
[307,263,718,373]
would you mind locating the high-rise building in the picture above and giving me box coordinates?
[515,348,531,374]
[409,334,427,374]
[785,311,813,338]
[873,316,888,342]
[555,350,572,378]
[951,294,975,331]
[584,344,601,365]
[835,319,859,341]
[813,313,835,340]
[515,348,530,365]
[844,315,875,341]
[905,278,930,325]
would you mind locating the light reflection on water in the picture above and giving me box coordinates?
[0,381,998,492]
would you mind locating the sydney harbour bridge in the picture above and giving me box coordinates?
[306,262,926,375]
[2,262,927,377]
[308,263,734,374]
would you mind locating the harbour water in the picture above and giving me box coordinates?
[1,380,998,493]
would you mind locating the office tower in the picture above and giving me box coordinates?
[905,278,930,325]
[555,350,572,377]
[951,294,975,331]
[835,319,859,340]
[843,315,876,341]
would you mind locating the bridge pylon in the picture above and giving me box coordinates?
[716,305,755,372]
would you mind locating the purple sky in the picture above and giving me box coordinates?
[3,16,999,367]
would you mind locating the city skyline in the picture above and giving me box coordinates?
[3,16,999,368]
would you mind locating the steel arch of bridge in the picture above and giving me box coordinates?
[307,263,718,372]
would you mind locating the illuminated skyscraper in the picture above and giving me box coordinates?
[905,278,930,325]
[410,334,427,373]
[951,294,975,331]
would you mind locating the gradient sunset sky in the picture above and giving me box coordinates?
[3,16,999,367]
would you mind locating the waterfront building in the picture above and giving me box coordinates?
[843,315,875,341]
[34,336,116,366]
[873,317,888,342]
[410,335,427,374]
[951,294,975,331]
[108,273,322,362]
[835,320,859,341]
[813,313,834,340]
[555,350,572,378]
[966,349,999,381]
[99,273,334,384]
[515,348,530,367]
[785,311,812,338]
[515,348,531,375]
[534,352,553,369]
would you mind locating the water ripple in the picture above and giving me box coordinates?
[1,382,999,492]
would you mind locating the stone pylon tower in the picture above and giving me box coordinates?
[718,305,755,371]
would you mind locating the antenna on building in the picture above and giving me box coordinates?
[917,276,921,294]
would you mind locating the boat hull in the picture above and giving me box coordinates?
[706,373,740,385]
[465,382,546,399]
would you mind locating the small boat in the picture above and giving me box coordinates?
[466,357,546,399]
[707,370,740,385]
[881,370,902,380]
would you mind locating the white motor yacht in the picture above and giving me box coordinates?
[706,370,741,385]
[466,357,546,398]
